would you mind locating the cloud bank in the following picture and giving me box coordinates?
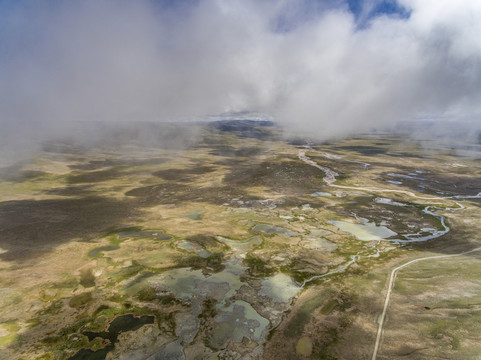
[1,0,480,147]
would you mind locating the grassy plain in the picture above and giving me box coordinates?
[0,121,480,359]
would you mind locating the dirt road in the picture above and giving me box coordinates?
[371,246,481,360]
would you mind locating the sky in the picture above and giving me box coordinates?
[0,0,481,155]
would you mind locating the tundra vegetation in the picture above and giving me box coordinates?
[0,121,480,359]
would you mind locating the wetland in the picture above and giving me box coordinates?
[1,121,481,359]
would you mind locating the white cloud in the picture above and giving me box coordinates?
[0,0,480,146]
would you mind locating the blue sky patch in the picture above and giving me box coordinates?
[347,0,411,28]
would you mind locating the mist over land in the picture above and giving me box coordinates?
[1,0,481,165]
[2,2,481,358]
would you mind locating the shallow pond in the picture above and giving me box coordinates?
[387,180,402,185]
[311,191,333,197]
[69,314,155,360]
[108,314,155,336]
[88,244,119,258]
[374,198,406,206]
[147,235,281,351]
[330,219,397,241]
[186,209,203,220]
[153,257,245,302]
[82,314,155,343]
[259,273,301,303]
[210,300,269,348]
[68,346,114,360]
[176,240,211,258]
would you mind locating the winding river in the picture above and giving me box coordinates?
[297,145,481,358]
[297,146,481,285]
